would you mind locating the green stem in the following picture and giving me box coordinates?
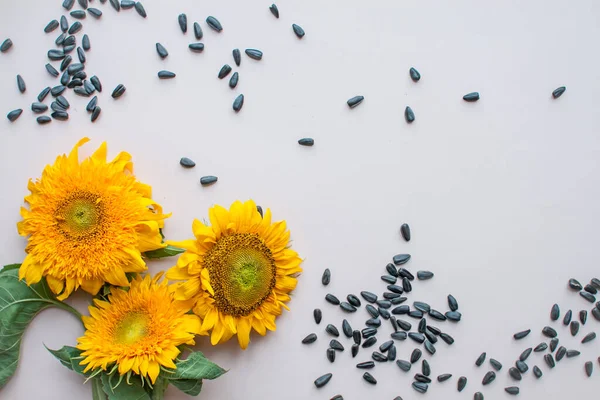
[50,299,83,320]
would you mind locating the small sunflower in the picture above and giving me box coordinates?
[77,274,202,384]
[167,200,302,349]
[17,138,168,300]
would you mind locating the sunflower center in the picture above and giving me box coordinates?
[114,312,149,345]
[204,233,276,317]
[55,191,103,238]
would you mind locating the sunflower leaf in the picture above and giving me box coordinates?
[92,377,108,400]
[0,267,57,389]
[170,350,227,381]
[169,378,203,396]
[0,264,21,274]
[44,345,82,371]
[143,245,185,259]
[100,373,151,400]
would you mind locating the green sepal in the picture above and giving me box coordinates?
[100,373,151,400]
[45,345,87,374]
[143,245,185,259]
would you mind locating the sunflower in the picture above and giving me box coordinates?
[76,274,201,384]
[166,200,302,349]
[17,138,168,300]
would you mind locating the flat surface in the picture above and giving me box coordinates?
[1,0,600,399]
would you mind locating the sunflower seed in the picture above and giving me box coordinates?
[78,0,88,8]
[585,284,598,294]
[361,291,377,303]
[70,11,85,20]
[593,307,600,321]
[188,43,204,52]
[425,310,443,322]
[362,329,377,340]
[63,0,75,10]
[404,106,415,123]
[229,49,242,68]
[347,95,364,108]
[310,309,321,325]
[56,95,69,109]
[372,351,387,362]
[417,271,433,281]
[292,23,305,38]
[351,344,359,357]
[336,320,351,339]
[391,297,407,305]
[109,0,120,11]
[6,109,22,122]
[533,365,543,378]
[445,311,461,322]
[200,176,217,186]
[562,309,572,325]
[383,263,398,278]
[83,96,97,112]
[357,361,374,369]
[415,373,431,383]
[245,49,263,61]
[569,278,583,290]
[68,20,82,33]
[229,72,238,88]
[83,80,95,94]
[325,294,339,305]
[554,346,567,362]
[534,342,547,352]
[74,86,90,97]
[330,395,343,400]
[31,102,48,113]
[134,2,146,18]
[77,47,86,63]
[550,338,559,352]
[377,300,391,309]
[489,359,502,371]
[409,333,425,345]
[424,340,436,355]
[383,293,400,301]
[15,74,26,93]
[582,332,596,343]
[396,359,411,371]
[51,85,66,96]
[362,337,377,348]
[205,16,223,32]
[44,64,58,79]
[417,318,427,333]
[519,348,532,361]
[302,333,317,344]
[387,345,397,361]
[390,316,398,332]
[190,22,203,40]
[410,348,422,363]
[121,0,135,9]
[475,352,486,366]
[1,38,13,52]
[74,71,86,80]
[88,8,102,18]
[424,330,437,344]
[440,333,454,345]
[340,302,356,313]
[351,330,361,345]
[481,371,495,385]
[112,84,126,98]
[56,33,67,45]
[548,304,559,321]
[570,321,580,336]
[324,324,339,337]
[179,157,195,168]
[156,43,168,58]
[403,278,414,293]
[509,367,522,380]
[178,13,187,33]
[51,101,66,112]
[314,373,332,388]
[387,285,403,295]
[580,310,588,325]
[366,318,381,328]
[591,278,600,289]
[409,67,421,82]
[60,56,72,72]
[474,392,484,400]
[585,361,593,377]
[392,305,409,315]
[544,354,555,368]
[463,92,480,102]
[48,49,65,60]
[516,360,528,373]
[64,35,76,46]
[377,340,393,353]
[90,76,102,92]
[45,20,59,33]
[63,44,75,54]
[457,376,467,392]
[542,326,557,338]
[552,86,566,99]
[37,87,51,102]
[437,373,452,382]
[412,382,428,393]
[269,3,279,18]
[217,65,232,79]
[362,372,376,384]
[37,116,52,124]
[393,254,411,266]
[378,275,396,285]
[566,350,580,358]
[330,339,344,352]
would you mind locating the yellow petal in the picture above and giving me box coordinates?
[209,205,229,239]
[201,308,219,332]
[46,275,65,295]
[236,317,252,349]
[166,266,194,281]
[147,361,160,384]
[79,278,103,295]
[91,142,107,163]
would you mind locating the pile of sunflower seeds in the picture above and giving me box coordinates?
[306,223,599,399]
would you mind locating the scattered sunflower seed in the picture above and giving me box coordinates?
[571,321,580,336]
[474,392,484,400]
[347,95,364,108]
[232,48,241,66]
[188,43,204,52]
[580,291,596,303]
[475,352,486,366]
[179,157,195,168]
[581,332,596,344]
[544,354,555,368]
[158,70,176,79]
[326,324,339,337]
[566,350,580,358]
[314,373,332,388]
[325,293,340,305]
[200,176,218,186]
[70,10,86,20]
[90,76,102,92]
[372,351,387,362]
[463,92,480,102]
[109,0,120,12]
[357,361,374,369]
[391,331,407,340]
[482,371,495,385]
[330,339,344,351]
[78,0,88,9]
[37,116,52,124]
[556,346,567,361]
[580,310,588,325]
[46,64,59,77]
[409,67,421,82]
[44,20,59,33]
[156,43,168,58]
[112,84,126,98]
[31,102,48,113]
[457,376,467,392]
[178,13,187,33]
[396,359,411,372]
[16,75,26,93]
[313,309,322,324]
[550,338,559,352]
[363,372,376,385]
[520,348,532,361]
[48,49,65,60]
[516,360,528,373]
[206,16,223,32]
[1,38,13,52]
[550,304,560,321]
[351,344,359,357]
[91,106,102,122]
[509,367,522,380]
[569,278,583,290]
[88,8,102,18]
[412,382,428,393]
[347,294,361,307]
[533,365,543,378]
[56,95,69,109]
[490,359,502,371]
[51,85,66,96]
[362,337,377,348]
[417,271,434,280]
[38,87,51,102]
[193,22,203,40]
[400,223,411,241]
[63,0,75,10]
[585,284,598,294]
[269,4,279,18]
[85,96,97,112]
[563,309,573,325]
[292,23,305,38]
[134,2,146,18]
[353,330,361,345]
[245,49,263,60]
[437,373,452,382]
[440,333,454,345]
[77,47,86,63]
[410,348,422,363]
[404,106,415,123]
[552,86,566,99]
[542,326,557,338]
[7,109,22,122]
[361,291,377,303]
[534,342,547,352]
[366,318,381,328]
[585,361,593,377]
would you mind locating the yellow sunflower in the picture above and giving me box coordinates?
[77,274,201,384]
[17,138,168,300]
[166,200,302,349]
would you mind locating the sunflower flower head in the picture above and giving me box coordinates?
[167,200,303,349]
[17,138,168,300]
[76,273,202,384]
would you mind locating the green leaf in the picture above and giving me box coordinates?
[0,268,58,388]
[143,245,185,259]
[170,378,203,396]
[0,264,21,274]
[168,351,226,396]
[45,345,82,371]
[92,377,108,400]
[100,373,151,400]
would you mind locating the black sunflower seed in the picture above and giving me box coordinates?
[191,22,203,40]
[73,71,86,80]
[396,319,411,331]
[363,372,376,385]
[391,296,407,305]
[331,395,343,400]
[542,326,557,338]
[1,38,13,52]
[376,300,391,309]
[581,291,596,303]
[38,87,51,102]
[482,371,496,385]
[63,0,75,10]
[427,325,441,335]
[78,0,88,9]
[387,345,397,361]
[347,95,364,108]
[245,49,263,60]
[385,263,398,277]
[326,324,339,337]
[70,10,86,19]
[346,294,360,308]
[218,65,232,79]
[85,96,97,112]
[68,22,82,34]
[48,49,65,60]
[200,176,218,186]
[550,338,559,352]
[417,271,434,280]
[534,342,548,352]
[325,294,339,305]
[83,80,95,94]
[302,333,317,344]
[63,35,76,46]
[509,367,522,380]
[206,16,223,32]
[37,116,52,124]
[520,348,532,361]
[415,373,431,383]
[552,86,566,99]
[569,278,583,290]
[533,365,542,378]
[362,328,377,338]
[121,0,135,9]
[60,55,72,71]
[314,373,332,388]
[392,305,409,315]
[330,339,344,351]
[393,254,411,265]
[457,376,467,392]
[396,359,411,371]
[179,157,195,168]
[357,361,374,369]
[390,316,398,332]
[391,331,407,341]
[490,359,502,371]
[16,74,26,93]
[56,96,69,109]
[342,320,352,338]
[409,67,421,82]
[384,292,401,300]
[516,360,528,373]
[74,86,90,97]
[440,333,454,345]
[45,63,59,77]
[593,307,600,321]
[269,3,279,18]
[340,302,356,313]
[398,268,414,280]
[424,340,436,355]
[445,311,461,322]
[379,340,394,353]
[418,318,427,333]
[178,14,187,33]
[437,373,452,382]
[230,49,241,67]
[380,275,396,285]
[31,102,48,113]
[408,310,423,319]
[353,330,361,345]
[360,291,377,303]
[585,361,593,377]
[463,92,480,102]
[313,308,322,324]
[410,348,422,363]
[556,346,567,361]
[7,109,22,122]
[351,344,359,357]
[582,332,596,343]
[60,16,68,32]
[429,309,446,321]
[379,308,391,319]
[51,101,66,112]
[90,75,102,92]
[386,285,403,295]
[188,43,204,52]
[424,330,437,344]
[591,278,600,289]
[362,337,377,348]
[402,278,412,293]
[321,268,330,285]
[366,304,379,318]
[585,284,598,294]
[372,351,387,362]
[77,47,85,63]
[475,352,486,366]
[580,310,588,325]
[474,392,484,400]
[51,85,66,96]
[366,318,381,328]
[571,321,580,336]
[44,20,59,33]
[447,294,459,311]
[563,309,573,325]
[550,304,560,320]
[292,24,305,38]
[544,354,555,368]
[404,106,415,123]
[156,43,168,58]
[109,0,120,12]
[88,8,102,18]
[412,382,428,393]
[134,2,146,18]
